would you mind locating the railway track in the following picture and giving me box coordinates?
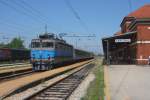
[26,62,94,100]
[0,70,33,82]
[0,59,90,83]
[0,63,32,82]
[0,63,31,72]
[0,59,93,100]
[0,62,30,67]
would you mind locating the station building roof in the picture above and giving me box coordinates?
[102,31,137,41]
[121,4,150,27]
[128,4,150,18]
[114,31,122,36]
[103,5,150,42]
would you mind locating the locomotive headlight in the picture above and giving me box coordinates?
[48,55,50,60]
[48,56,50,60]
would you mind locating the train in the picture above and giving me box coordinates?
[30,33,94,71]
[0,48,30,62]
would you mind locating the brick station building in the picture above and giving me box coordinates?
[102,4,150,65]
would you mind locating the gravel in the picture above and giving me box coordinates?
[68,72,95,100]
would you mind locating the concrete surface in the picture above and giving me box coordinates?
[0,60,91,99]
[107,65,150,100]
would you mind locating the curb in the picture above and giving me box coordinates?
[104,66,111,100]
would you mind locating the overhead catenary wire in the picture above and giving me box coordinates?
[8,0,47,24]
[0,0,48,33]
[0,0,63,35]
[0,21,30,32]
[128,0,132,12]
[0,18,41,33]
[16,0,64,32]
[0,0,45,25]
[0,0,59,32]
[19,0,48,22]
[0,17,44,38]
[0,0,64,44]
[64,0,91,34]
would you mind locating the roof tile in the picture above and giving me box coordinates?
[127,4,150,18]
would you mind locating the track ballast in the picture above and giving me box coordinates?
[26,63,94,100]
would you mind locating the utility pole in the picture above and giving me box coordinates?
[104,40,109,65]
[106,40,109,65]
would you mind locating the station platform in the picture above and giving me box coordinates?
[105,65,150,100]
[0,64,32,74]
[0,60,92,99]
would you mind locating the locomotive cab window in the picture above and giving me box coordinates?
[42,42,54,48]
[31,42,40,48]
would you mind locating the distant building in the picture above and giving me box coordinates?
[102,4,150,65]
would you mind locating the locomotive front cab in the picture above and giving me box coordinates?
[31,39,55,71]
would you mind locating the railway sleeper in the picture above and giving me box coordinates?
[44,91,68,95]
[52,85,74,88]
[39,94,67,97]
[46,89,71,93]
[34,96,65,100]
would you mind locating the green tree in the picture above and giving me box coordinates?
[7,37,25,49]
[0,43,7,48]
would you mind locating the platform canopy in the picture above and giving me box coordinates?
[102,31,137,64]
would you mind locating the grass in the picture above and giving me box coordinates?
[82,58,104,100]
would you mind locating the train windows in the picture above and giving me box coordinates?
[55,44,57,49]
[42,42,53,48]
[31,42,40,48]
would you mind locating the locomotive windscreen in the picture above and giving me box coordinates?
[31,42,40,48]
[31,41,54,48]
[42,42,54,48]
[39,33,54,39]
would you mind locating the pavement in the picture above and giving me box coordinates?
[0,62,29,67]
[105,65,150,100]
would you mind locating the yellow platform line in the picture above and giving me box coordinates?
[104,66,111,100]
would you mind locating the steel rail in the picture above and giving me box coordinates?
[1,59,93,100]
[25,62,94,100]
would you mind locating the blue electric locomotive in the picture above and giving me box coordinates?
[30,33,73,71]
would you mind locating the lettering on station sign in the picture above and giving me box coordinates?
[115,39,131,43]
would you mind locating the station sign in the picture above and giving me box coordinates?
[115,39,131,43]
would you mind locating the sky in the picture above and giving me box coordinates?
[0,0,149,54]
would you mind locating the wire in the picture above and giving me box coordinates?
[0,0,63,33]
[9,0,47,23]
[128,0,132,12]
[19,0,48,22]
[64,0,90,34]
[0,0,46,25]
[17,0,64,32]
[0,20,36,33]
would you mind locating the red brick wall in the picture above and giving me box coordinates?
[136,44,150,64]
[137,24,150,40]
[136,24,150,64]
